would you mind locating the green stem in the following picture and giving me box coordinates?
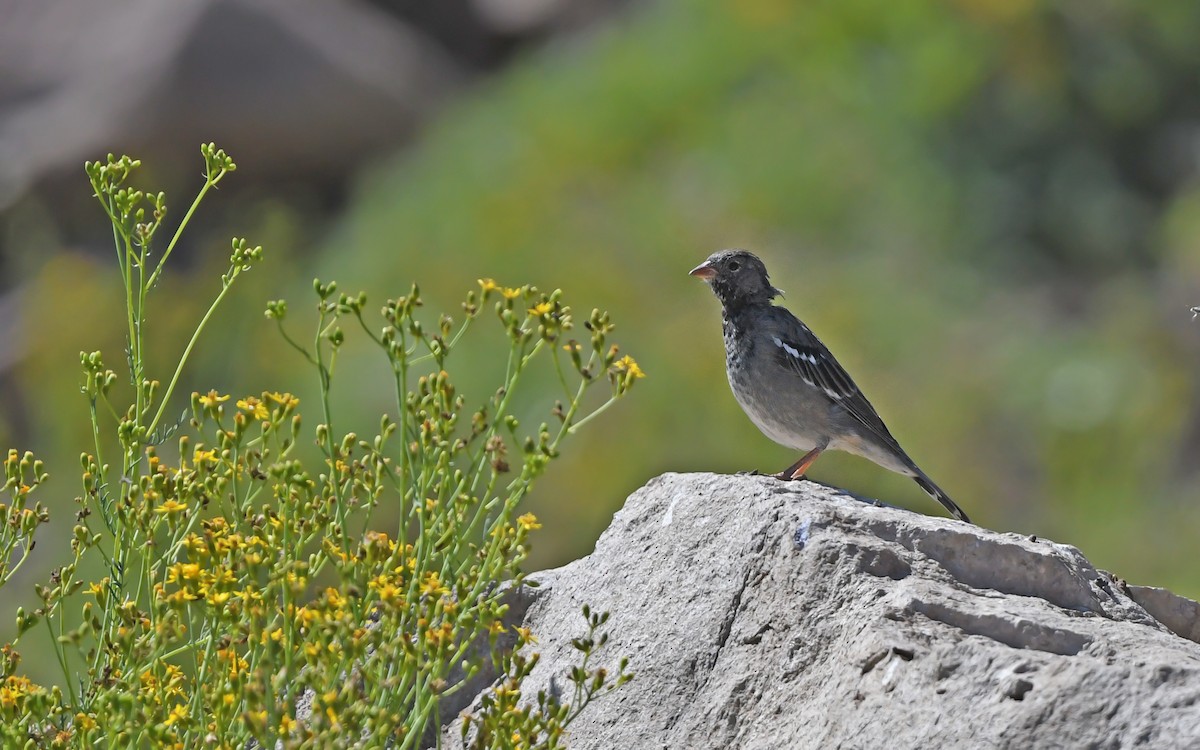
[275,320,319,365]
[562,394,618,437]
[147,269,240,436]
[43,616,74,707]
[147,169,228,290]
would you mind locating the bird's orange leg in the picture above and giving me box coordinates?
[776,446,824,481]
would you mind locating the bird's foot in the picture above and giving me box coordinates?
[736,469,762,477]
[777,447,824,482]
[773,471,806,482]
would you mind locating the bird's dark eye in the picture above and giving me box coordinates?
[728,260,741,271]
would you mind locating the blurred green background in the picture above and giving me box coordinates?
[3,0,1200,683]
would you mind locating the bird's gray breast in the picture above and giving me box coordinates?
[722,317,824,452]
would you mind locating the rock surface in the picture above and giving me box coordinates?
[445,472,1200,749]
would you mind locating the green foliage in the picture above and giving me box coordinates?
[0,149,636,747]
[463,605,632,749]
[0,451,49,591]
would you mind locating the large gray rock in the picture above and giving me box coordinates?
[448,472,1200,749]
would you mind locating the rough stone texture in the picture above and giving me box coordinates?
[444,472,1200,749]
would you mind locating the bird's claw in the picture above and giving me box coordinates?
[773,471,806,481]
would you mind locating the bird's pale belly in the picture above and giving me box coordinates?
[728,369,911,473]
[726,361,824,452]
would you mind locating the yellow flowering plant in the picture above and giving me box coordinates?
[0,147,637,748]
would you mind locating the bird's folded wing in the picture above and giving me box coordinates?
[769,331,905,454]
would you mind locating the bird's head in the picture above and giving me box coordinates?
[689,249,781,309]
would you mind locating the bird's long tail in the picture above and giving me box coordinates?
[911,470,971,524]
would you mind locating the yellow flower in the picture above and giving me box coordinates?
[167,563,201,582]
[488,620,506,636]
[295,606,318,629]
[75,713,97,731]
[363,530,396,554]
[425,621,454,649]
[517,513,541,532]
[513,626,537,645]
[217,649,249,679]
[266,391,299,409]
[528,301,553,316]
[198,390,230,408]
[236,396,270,421]
[193,448,219,465]
[419,571,449,598]
[615,355,645,379]
[168,587,200,604]
[279,715,295,733]
[478,278,499,293]
[323,587,347,610]
[0,679,26,708]
[163,704,188,727]
[501,287,522,300]
[163,664,185,694]
[155,499,188,515]
[377,582,402,602]
[139,670,159,689]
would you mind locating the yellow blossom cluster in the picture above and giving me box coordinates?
[197,390,230,409]
[517,512,541,532]
[56,151,640,749]
[613,354,644,379]
[0,674,44,710]
[156,560,237,606]
[182,518,269,562]
[151,519,271,609]
[14,253,633,747]
[419,571,449,599]
[196,390,298,426]
[138,664,187,707]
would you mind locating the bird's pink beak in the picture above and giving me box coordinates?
[689,262,716,280]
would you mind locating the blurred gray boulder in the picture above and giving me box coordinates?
[0,0,462,207]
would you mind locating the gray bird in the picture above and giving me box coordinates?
[690,248,970,523]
